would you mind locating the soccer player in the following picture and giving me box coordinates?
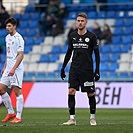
[60,13,100,126]
[0,17,24,123]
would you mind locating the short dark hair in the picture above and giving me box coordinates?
[77,13,87,19]
[5,17,17,26]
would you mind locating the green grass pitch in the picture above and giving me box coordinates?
[0,107,133,133]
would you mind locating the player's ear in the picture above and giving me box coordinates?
[86,19,88,24]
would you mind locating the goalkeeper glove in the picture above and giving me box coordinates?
[94,70,100,81]
[60,67,66,80]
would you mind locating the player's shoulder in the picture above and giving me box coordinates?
[69,30,77,37]
[87,30,96,37]
[14,32,23,38]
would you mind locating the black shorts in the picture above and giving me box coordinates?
[68,67,95,93]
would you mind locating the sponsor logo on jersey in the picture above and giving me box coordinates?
[78,38,83,42]
[12,41,14,45]
[84,81,94,87]
[73,43,88,48]
[85,38,90,42]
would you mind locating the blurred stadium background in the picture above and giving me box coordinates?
[0,0,133,108]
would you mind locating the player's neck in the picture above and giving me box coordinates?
[78,29,87,35]
[10,30,16,36]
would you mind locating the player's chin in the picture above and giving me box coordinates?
[78,26,85,30]
[78,27,83,30]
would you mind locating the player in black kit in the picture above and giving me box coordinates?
[60,13,100,126]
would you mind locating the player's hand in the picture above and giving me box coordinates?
[8,69,15,76]
[94,70,100,81]
[1,68,5,74]
[60,67,66,80]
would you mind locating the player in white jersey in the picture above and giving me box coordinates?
[0,18,24,123]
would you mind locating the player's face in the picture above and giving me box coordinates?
[77,16,87,30]
[6,23,16,35]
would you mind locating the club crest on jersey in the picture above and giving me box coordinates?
[85,38,90,42]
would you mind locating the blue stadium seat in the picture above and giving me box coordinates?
[49,54,59,62]
[36,72,46,79]
[78,6,89,12]
[101,72,108,79]
[30,13,40,20]
[66,6,78,12]
[65,63,71,72]
[67,12,77,19]
[34,37,44,44]
[108,72,117,78]
[19,21,29,29]
[106,5,116,11]
[13,13,22,20]
[25,72,36,79]
[28,21,39,28]
[111,45,122,53]
[110,54,120,62]
[51,46,61,54]
[123,27,133,35]
[118,72,129,78]
[108,63,119,71]
[101,54,110,62]
[24,45,32,53]
[0,63,3,70]
[20,29,27,37]
[62,0,72,5]
[87,11,97,19]
[124,18,133,26]
[97,11,106,18]
[100,63,109,71]
[39,55,49,62]
[122,36,133,44]
[47,72,56,78]
[0,29,7,37]
[106,11,116,18]
[58,63,62,72]
[0,54,6,63]
[61,45,68,53]
[121,45,131,52]
[112,36,122,44]
[113,27,123,35]
[27,30,37,37]
[21,13,31,21]
[101,45,111,53]
[114,19,125,27]
[25,37,34,45]
[24,5,35,13]
[84,0,94,3]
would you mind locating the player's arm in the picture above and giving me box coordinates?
[8,51,24,76]
[94,48,100,81]
[60,48,73,80]
[62,48,73,68]
[60,35,73,80]
[94,48,100,73]
[93,35,100,81]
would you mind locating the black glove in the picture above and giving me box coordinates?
[94,70,100,81]
[60,67,66,80]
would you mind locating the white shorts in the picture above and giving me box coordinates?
[0,69,24,89]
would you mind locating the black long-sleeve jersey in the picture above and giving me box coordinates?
[62,30,100,71]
